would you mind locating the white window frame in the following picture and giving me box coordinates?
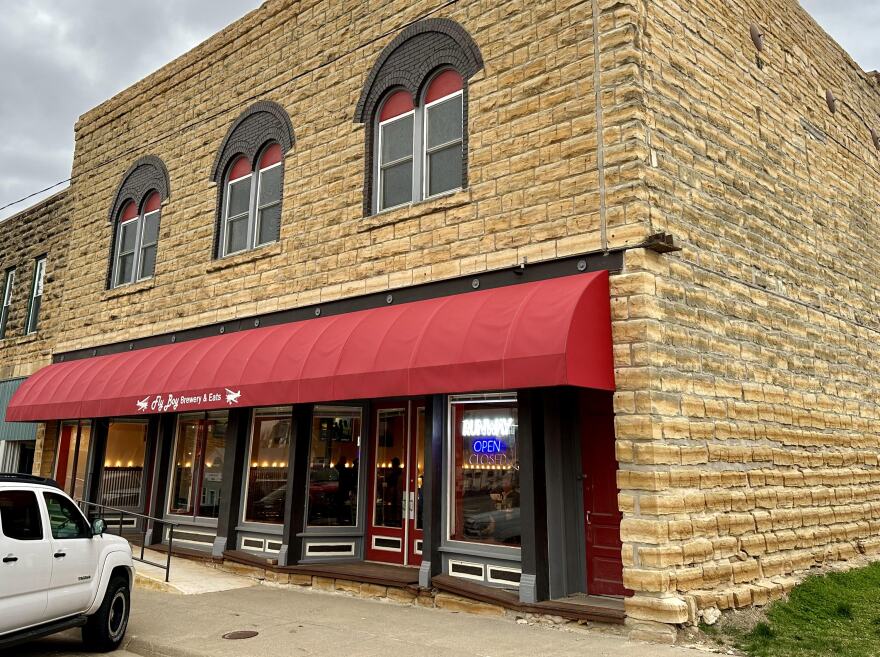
[136,209,161,281]
[25,257,46,335]
[0,268,14,339]
[254,161,283,248]
[112,199,161,288]
[219,148,284,258]
[221,171,253,257]
[377,109,416,213]
[422,88,464,201]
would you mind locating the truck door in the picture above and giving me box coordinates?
[42,491,100,619]
[0,489,52,634]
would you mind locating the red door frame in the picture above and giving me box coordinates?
[580,390,627,596]
[365,400,425,566]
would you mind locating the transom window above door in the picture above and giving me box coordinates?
[376,70,464,212]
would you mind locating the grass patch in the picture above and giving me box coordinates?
[703,562,880,657]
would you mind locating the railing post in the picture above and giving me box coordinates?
[166,526,174,583]
[118,510,124,536]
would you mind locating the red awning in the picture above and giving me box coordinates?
[7,272,613,421]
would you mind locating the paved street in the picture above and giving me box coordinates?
[3,586,708,657]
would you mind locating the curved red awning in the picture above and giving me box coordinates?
[7,272,613,421]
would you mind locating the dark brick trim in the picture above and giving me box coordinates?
[210,101,295,258]
[106,155,170,289]
[354,19,483,216]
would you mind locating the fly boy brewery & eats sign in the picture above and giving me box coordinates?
[135,388,242,413]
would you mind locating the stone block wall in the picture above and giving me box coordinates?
[613,0,880,628]
[0,190,70,380]
[55,0,649,353]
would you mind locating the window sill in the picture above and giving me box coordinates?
[358,187,471,233]
[0,332,41,346]
[208,242,283,272]
[102,279,155,301]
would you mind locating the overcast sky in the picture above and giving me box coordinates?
[0,1,877,221]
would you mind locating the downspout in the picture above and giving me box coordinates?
[591,0,608,252]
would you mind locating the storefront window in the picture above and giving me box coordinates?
[450,397,520,547]
[307,407,362,527]
[168,412,227,518]
[101,420,147,509]
[56,420,91,500]
[243,408,291,524]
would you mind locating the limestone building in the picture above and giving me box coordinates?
[2,0,879,640]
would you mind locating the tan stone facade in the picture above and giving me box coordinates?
[5,0,880,639]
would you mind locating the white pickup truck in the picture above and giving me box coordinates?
[0,474,134,652]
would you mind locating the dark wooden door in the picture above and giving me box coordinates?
[580,391,626,596]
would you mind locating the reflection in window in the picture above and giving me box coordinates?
[243,408,291,524]
[307,407,362,527]
[450,398,520,547]
[101,420,147,509]
[56,420,92,500]
[168,413,227,518]
[44,492,91,539]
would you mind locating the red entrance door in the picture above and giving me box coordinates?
[581,391,626,596]
[366,401,426,566]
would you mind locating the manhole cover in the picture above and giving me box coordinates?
[222,630,259,640]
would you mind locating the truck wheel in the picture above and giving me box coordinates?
[82,575,130,652]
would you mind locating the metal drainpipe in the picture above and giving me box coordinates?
[591,0,608,252]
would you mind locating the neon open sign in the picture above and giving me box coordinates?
[471,438,507,454]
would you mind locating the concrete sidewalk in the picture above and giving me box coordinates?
[133,547,255,595]
[13,586,711,657]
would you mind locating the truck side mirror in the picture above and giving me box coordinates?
[91,518,106,537]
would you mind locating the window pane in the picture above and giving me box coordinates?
[451,401,520,547]
[307,408,362,527]
[0,490,43,540]
[117,253,134,286]
[428,145,463,197]
[415,407,425,531]
[258,166,282,206]
[142,212,160,245]
[169,419,198,515]
[257,204,282,246]
[26,295,41,334]
[199,416,226,519]
[119,221,137,253]
[44,492,91,539]
[72,422,92,501]
[228,176,252,218]
[427,96,462,149]
[226,216,248,254]
[244,411,291,524]
[139,244,156,279]
[101,421,147,509]
[381,114,414,163]
[381,161,413,209]
[373,410,406,528]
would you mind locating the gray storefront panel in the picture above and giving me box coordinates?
[0,378,38,442]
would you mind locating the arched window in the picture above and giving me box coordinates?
[107,155,170,289]
[220,144,284,256]
[113,192,161,286]
[211,102,294,258]
[355,19,483,216]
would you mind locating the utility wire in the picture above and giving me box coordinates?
[0,0,459,217]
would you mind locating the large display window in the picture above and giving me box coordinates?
[449,396,520,547]
[168,412,227,519]
[242,407,291,524]
[101,420,148,509]
[306,406,362,527]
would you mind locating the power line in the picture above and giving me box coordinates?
[0,0,459,217]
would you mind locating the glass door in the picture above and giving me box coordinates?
[168,412,227,520]
[366,401,425,566]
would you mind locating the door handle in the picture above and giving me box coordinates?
[2,555,17,563]
[54,551,66,559]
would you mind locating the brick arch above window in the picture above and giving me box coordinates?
[211,100,294,184]
[354,18,483,124]
[107,155,170,224]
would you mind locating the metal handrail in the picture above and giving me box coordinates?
[77,500,180,582]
